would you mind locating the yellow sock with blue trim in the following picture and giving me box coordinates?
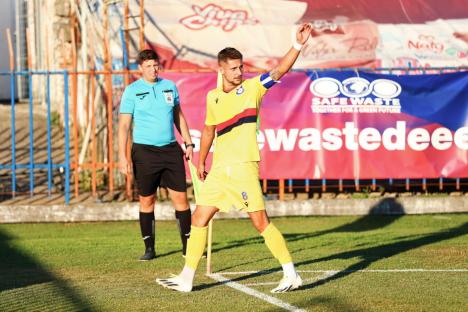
[261,222,293,265]
[185,225,208,270]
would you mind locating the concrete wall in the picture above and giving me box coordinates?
[1,196,467,223]
[0,0,16,101]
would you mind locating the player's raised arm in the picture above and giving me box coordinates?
[268,23,312,81]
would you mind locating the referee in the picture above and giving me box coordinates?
[118,50,193,261]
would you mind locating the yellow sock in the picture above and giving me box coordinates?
[185,225,207,270]
[261,223,292,264]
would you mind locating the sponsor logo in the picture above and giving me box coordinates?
[180,3,258,32]
[408,35,444,54]
[136,92,149,100]
[310,77,402,114]
[236,86,244,95]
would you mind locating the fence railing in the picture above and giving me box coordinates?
[1,66,467,204]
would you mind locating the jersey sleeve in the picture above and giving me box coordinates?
[205,91,217,126]
[119,86,135,114]
[173,84,180,106]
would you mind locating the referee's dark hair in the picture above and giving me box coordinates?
[218,47,243,64]
[137,49,159,65]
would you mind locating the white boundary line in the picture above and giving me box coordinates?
[219,269,468,275]
[209,273,307,312]
[208,269,467,311]
[244,271,337,287]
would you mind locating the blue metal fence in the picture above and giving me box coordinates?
[0,70,70,203]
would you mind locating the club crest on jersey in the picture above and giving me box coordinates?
[236,86,244,95]
[241,191,248,200]
[163,90,174,105]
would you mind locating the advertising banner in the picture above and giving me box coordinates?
[163,71,468,179]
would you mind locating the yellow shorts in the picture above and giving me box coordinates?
[196,162,265,213]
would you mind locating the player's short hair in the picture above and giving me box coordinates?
[218,47,243,64]
[137,49,159,65]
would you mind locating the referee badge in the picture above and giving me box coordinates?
[163,90,174,105]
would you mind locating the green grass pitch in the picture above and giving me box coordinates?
[1,214,467,311]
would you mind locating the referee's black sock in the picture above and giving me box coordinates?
[175,209,191,255]
[139,211,155,250]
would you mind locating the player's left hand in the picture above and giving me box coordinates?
[185,145,193,160]
[296,23,312,45]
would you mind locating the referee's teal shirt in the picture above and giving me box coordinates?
[119,78,180,146]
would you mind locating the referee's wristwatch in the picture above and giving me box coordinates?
[185,143,195,149]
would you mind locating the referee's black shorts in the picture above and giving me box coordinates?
[131,142,187,196]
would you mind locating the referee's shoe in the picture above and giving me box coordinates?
[139,247,156,261]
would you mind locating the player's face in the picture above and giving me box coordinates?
[220,58,244,86]
[139,59,160,82]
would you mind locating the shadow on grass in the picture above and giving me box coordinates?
[213,198,405,271]
[298,221,468,290]
[0,228,94,311]
[196,200,467,292]
[204,221,467,292]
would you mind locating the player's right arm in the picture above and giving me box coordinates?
[198,90,218,180]
[118,87,135,175]
[197,125,216,181]
[118,114,132,175]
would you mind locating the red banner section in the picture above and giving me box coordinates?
[163,71,468,180]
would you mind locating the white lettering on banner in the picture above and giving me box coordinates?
[322,128,343,150]
[407,128,430,151]
[359,128,381,150]
[454,127,468,149]
[179,3,258,32]
[188,123,468,153]
[298,128,321,151]
[382,121,405,150]
[264,129,299,151]
[256,123,467,152]
[310,77,402,114]
[431,128,452,150]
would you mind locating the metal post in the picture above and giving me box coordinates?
[46,72,52,196]
[64,71,71,204]
[103,3,115,195]
[139,0,145,50]
[71,6,79,198]
[279,179,284,200]
[26,28,34,196]
[121,26,133,199]
[89,31,97,197]
[355,179,360,192]
[7,28,16,197]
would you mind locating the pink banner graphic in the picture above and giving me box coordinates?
[162,71,468,180]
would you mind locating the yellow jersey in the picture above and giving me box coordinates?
[205,73,277,167]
